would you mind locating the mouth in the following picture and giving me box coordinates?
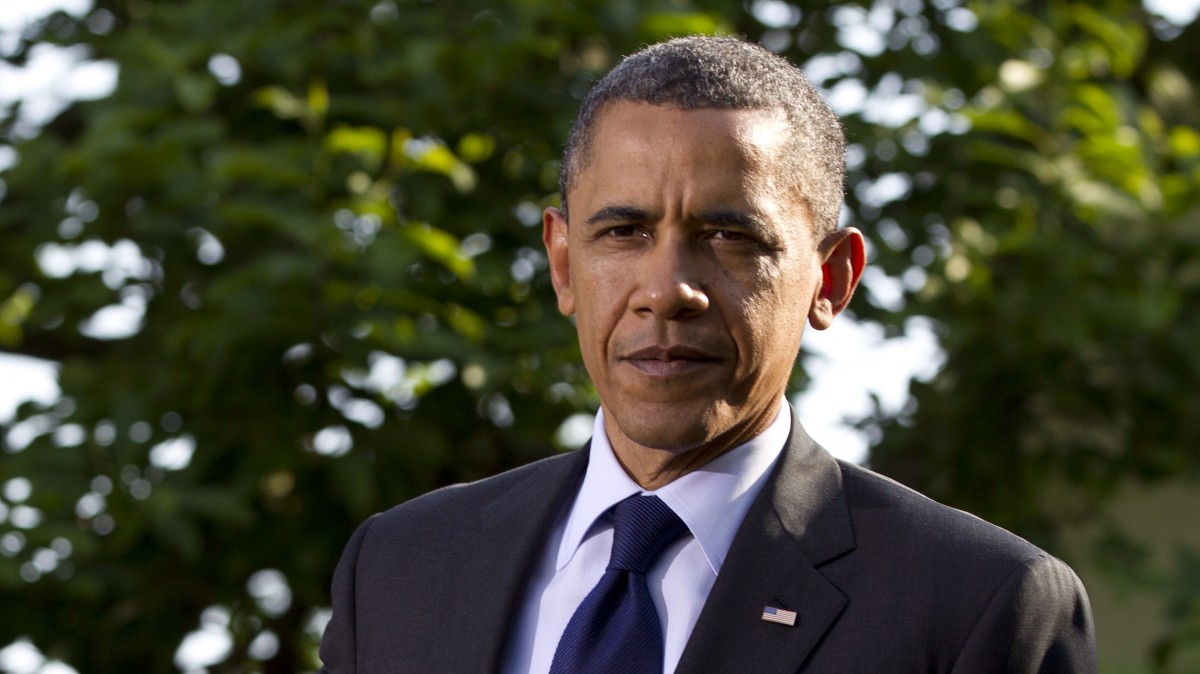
[620,345,723,377]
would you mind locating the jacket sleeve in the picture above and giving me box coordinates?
[319,515,377,674]
[951,554,1097,673]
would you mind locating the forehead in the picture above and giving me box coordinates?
[586,102,788,166]
[569,103,797,214]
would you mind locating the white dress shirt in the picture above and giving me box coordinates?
[502,400,790,673]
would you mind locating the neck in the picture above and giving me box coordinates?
[611,443,724,490]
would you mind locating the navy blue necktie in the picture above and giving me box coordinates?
[549,494,689,674]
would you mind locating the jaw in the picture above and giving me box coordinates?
[600,382,780,455]
[600,394,784,489]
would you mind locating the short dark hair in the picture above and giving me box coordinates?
[559,36,845,236]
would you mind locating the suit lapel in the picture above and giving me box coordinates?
[456,448,589,673]
[675,416,856,673]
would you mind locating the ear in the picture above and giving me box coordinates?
[543,207,575,316]
[808,226,866,330]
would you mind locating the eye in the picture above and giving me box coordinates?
[707,229,753,243]
[604,224,644,239]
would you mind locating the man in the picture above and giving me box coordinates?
[320,36,1096,672]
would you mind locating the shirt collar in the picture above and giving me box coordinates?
[555,399,790,575]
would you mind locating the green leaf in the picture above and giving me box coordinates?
[401,224,474,279]
[325,124,388,168]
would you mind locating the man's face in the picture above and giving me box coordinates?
[545,102,840,463]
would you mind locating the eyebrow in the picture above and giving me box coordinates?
[583,205,649,226]
[583,205,768,228]
[696,207,771,234]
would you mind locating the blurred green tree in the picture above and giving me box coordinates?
[1,0,1197,671]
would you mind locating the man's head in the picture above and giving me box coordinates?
[544,37,864,487]
[560,36,846,237]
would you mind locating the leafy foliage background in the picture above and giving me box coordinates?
[1,0,1198,671]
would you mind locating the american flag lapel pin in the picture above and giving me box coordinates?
[761,605,798,626]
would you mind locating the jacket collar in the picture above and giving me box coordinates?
[459,448,590,672]
[675,411,856,673]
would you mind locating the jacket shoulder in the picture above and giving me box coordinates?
[319,450,587,672]
[369,449,584,532]
[837,459,1044,563]
[819,461,1095,670]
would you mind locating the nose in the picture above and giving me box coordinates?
[629,238,710,319]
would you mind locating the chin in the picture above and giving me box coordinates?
[611,405,722,453]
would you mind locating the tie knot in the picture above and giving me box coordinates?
[608,495,688,573]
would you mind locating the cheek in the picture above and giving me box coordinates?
[572,264,627,345]
[730,265,811,360]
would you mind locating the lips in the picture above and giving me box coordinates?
[619,344,723,377]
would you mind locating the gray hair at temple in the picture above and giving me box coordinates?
[559,36,846,237]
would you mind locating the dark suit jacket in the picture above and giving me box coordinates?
[320,414,1097,672]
